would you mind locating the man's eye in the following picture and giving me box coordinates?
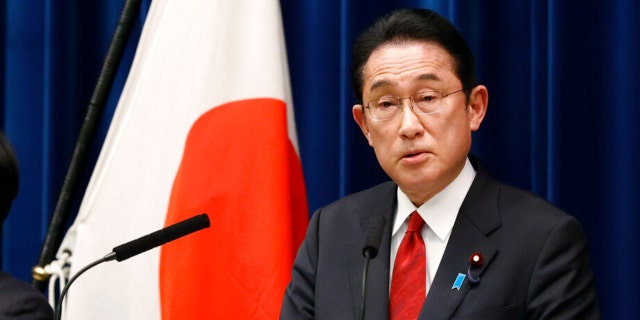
[377,98,397,108]
[416,93,438,103]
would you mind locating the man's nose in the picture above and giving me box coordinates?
[398,100,423,138]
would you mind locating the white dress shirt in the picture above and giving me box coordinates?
[390,158,476,295]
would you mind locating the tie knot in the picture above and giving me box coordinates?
[407,211,425,232]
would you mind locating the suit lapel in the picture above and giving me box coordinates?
[346,182,397,320]
[341,163,503,320]
[419,167,502,320]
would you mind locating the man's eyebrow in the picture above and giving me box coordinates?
[368,73,441,92]
[417,73,440,81]
[369,79,393,92]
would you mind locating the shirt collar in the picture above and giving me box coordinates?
[393,158,476,241]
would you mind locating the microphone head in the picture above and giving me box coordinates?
[361,216,387,259]
[112,213,210,262]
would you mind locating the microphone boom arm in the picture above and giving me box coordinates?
[53,213,210,320]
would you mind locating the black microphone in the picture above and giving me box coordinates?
[362,216,386,259]
[360,216,386,320]
[54,213,210,320]
[109,213,210,262]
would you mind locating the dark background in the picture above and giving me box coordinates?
[1,1,637,318]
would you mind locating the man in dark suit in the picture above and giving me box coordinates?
[281,8,599,319]
[0,131,53,319]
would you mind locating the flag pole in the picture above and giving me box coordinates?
[32,0,144,290]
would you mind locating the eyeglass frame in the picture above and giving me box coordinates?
[363,88,466,121]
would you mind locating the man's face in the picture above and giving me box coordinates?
[352,41,487,205]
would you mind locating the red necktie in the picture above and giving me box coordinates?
[390,211,426,320]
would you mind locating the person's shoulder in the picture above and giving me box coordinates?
[310,181,396,223]
[496,178,568,219]
[469,160,574,224]
[308,181,396,235]
[0,271,54,319]
[475,167,577,229]
[324,181,396,210]
[0,271,40,296]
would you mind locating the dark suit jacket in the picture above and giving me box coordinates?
[0,271,53,320]
[281,162,600,319]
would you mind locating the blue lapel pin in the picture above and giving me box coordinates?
[452,273,465,290]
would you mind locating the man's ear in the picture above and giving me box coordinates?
[353,104,373,146]
[467,85,488,131]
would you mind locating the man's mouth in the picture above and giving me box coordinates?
[401,150,429,162]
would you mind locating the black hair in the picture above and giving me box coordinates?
[351,8,477,103]
[0,131,19,225]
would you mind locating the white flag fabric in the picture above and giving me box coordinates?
[57,0,308,318]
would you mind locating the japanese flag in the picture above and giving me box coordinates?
[58,0,308,318]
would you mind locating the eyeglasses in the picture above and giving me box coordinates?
[364,88,465,121]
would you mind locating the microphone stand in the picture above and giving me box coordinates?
[54,253,115,320]
[360,250,374,320]
[52,214,209,319]
[359,216,385,320]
